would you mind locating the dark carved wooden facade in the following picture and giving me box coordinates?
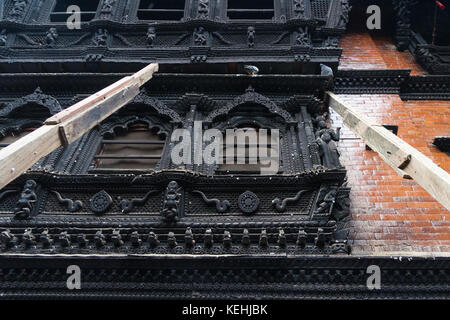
[0,0,350,73]
[393,0,450,75]
[0,0,449,300]
[0,73,350,255]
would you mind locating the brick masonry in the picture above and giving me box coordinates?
[340,32,425,75]
[335,33,450,255]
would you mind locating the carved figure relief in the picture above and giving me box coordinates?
[93,29,109,46]
[147,26,156,46]
[323,36,339,47]
[293,0,306,18]
[197,0,209,19]
[100,0,115,19]
[0,30,7,46]
[315,187,338,214]
[14,180,37,220]
[247,27,255,48]
[45,28,58,46]
[337,0,352,29]
[296,26,310,46]
[161,181,181,223]
[314,115,341,168]
[7,0,28,22]
[193,27,208,46]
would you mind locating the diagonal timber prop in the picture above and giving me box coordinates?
[0,63,158,190]
[327,92,450,210]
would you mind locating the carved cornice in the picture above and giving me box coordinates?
[335,69,411,94]
[334,69,450,100]
[401,76,450,100]
[0,256,448,299]
[0,2,347,68]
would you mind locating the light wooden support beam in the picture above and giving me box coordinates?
[0,63,158,190]
[327,92,450,210]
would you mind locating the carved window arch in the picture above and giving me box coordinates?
[137,0,186,21]
[205,91,295,124]
[227,0,275,20]
[91,118,170,172]
[0,87,61,150]
[50,0,100,23]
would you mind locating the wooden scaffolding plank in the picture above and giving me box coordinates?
[45,63,158,125]
[327,92,450,210]
[0,63,159,190]
[58,82,140,145]
[0,126,61,185]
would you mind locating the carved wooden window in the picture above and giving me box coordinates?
[50,0,100,23]
[137,0,185,21]
[0,129,35,150]
[227,0,275,20]
[93,124,166,171]
[218,126,281,174]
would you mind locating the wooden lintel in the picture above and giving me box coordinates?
[328,92,450,210]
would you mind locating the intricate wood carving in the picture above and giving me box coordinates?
[7,0,28,22]
[192,190,230,213]
[161,181,181,223]
[13,180,37,220]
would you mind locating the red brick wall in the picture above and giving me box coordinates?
[336,33,450,255]
[340,33,425,75]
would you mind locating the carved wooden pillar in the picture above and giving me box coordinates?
[393,0,417,51]
[300,106,320,167]
[296,112,313,170]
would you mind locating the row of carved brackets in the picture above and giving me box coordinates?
[0,226,350,254]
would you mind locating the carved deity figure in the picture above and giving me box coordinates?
[147,26,156,46]
[197,0,209,19]
[45,28,58,46]
[293,0,305,18]
[337,0,352,28]
[323,36,339,48]
[8,0,28,21]
[101,0,115,14]
[14,180,37,220]
[194,27,208,46]
[316,187,338,214]
[93,28,108,46]
[296,26,310,46]
[247,27,255,48]
[314,115,341,168]
[0,30,7,46]
[161,181,181,223]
